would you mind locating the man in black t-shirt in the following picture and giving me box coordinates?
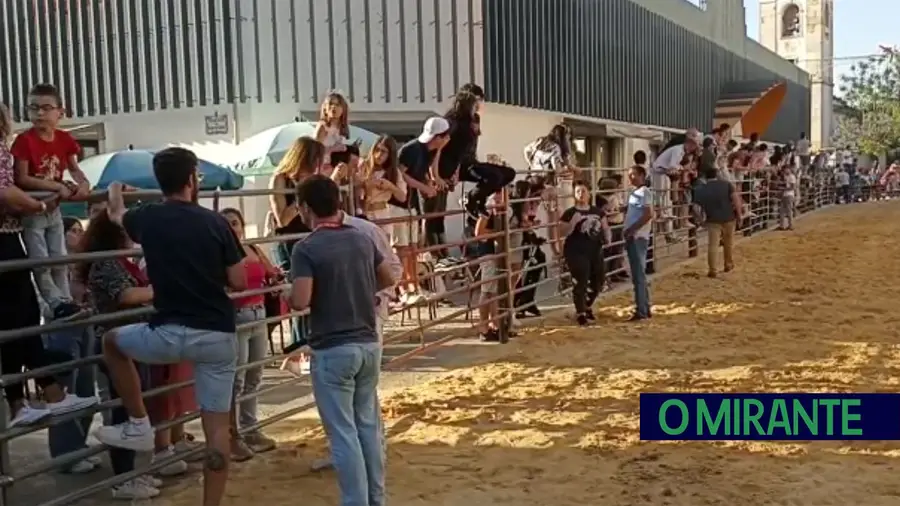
[560,181,611,326]
[95,147,247,506]
[394,117,450,300]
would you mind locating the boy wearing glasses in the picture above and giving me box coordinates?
[11,83,90,320]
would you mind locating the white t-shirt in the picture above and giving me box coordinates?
[624,186,652,239]
[795,139,810,156]
[652,144,685,174]
[783,174,797,197]
[836,171,851,186]
[842,151,854,165]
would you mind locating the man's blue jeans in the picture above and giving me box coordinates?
[625,237,651,318]
[311,342,385,506]
[44,327,96,471]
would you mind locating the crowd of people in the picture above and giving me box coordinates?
[0,78,857,506]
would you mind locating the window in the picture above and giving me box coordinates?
[683,0,707,11]
[824,3,831,36]
[781,4,802,38]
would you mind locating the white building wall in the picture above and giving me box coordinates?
[2,0,484,148]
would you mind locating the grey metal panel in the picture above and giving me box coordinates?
[414,0,424,102]
[398,0,408,102]
[130,1,143,111]
[142,0,156,110]
[482,0,809,143]
[117,1,131,112]
[167,0,181,108]
[207,0,220,104]
[379,0,390,102]
[0,0,19,121]
[326,0,336,90]
[346,0,357,101]
[288,1,300,101]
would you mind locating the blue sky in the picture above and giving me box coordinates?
[742,0,895,82]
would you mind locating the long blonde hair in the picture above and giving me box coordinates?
[319,92,350,138]
[274,137,326,181]
[363,135,399,184]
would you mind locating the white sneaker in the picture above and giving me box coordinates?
[152,445,188,476]
[9,404,51,427]
[136,474,163,488]
[67,459,99,474]
[46,394,99,416]
[402,292,425,305]
[111,479,160,500]
[93,420,155,451]
[174,437,205,462]
[280,355,310,377]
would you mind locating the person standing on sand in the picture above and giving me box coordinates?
[693,165,742,278]
[287,175,398,506]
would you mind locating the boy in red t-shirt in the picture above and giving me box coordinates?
[11,83,91,320]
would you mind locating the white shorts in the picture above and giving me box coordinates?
[368,206,392,238]
[391,206,420,247]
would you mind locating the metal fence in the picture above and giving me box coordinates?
[0,167,841,506]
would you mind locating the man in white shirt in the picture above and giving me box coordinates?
[835,167,851,204]
[623,165,653,321]
[651,128,700,242]
[795,132,810,169]
[841,147,855,172]
[780,167,797,230]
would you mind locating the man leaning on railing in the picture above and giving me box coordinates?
[95,147,247,506]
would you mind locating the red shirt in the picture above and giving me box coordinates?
[10,128,80,182]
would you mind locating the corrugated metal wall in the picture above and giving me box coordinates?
[0,0,238,121]
[0,0,484,123]
[250,0,482,107]
[482,0,810,142]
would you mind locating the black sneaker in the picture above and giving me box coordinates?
[628,313,651,322]
[480,329,500,342]
[525,307,542,317]
[585,310,596,321]
[576,313,589,326]
[53,302,89,321]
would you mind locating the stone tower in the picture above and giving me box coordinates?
[758,0,834,149]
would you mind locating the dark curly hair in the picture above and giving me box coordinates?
[76,209,130,282]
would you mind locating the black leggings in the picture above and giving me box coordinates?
[0,232,69,405]
[564,247,606,314]
[461,162,517,203]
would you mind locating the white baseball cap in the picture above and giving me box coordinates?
[418,116,451,143]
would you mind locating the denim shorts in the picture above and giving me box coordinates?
[113,323,237,413]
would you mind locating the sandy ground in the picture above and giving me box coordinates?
[117,202,900,504]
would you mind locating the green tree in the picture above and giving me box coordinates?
[837,47,900,155]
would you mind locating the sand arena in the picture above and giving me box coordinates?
[165,201,900,506]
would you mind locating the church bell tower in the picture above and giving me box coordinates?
[758,0,834,149]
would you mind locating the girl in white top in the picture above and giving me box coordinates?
[313,91,350,167]
[361,135,407,237]
[523,124,576,257]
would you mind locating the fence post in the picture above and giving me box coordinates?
[496,186,511,344]
[0,346,8,506]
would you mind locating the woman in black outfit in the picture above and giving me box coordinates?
[435,91,516,226]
